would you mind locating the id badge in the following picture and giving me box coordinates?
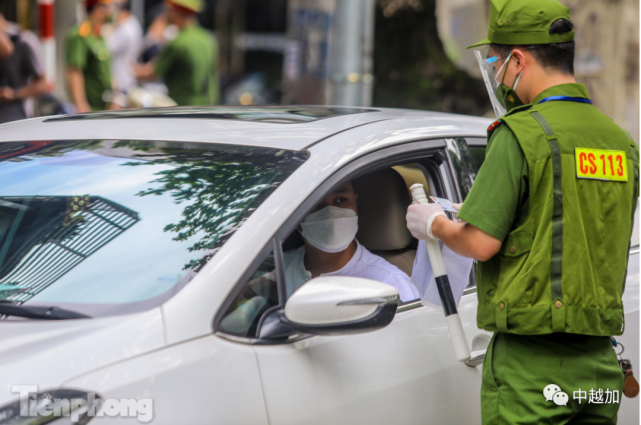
[429,196,459,213]
[575,147,628,182]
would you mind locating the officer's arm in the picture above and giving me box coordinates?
[135,42,176,81]
[133,42,175,81]
[435,125,527,262]
[134,62,156,80]
[65,32,90,113]
[432,218,501,262]
[66,68,91,113]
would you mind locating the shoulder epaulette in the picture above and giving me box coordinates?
[487,118,505,137]
[79,22,91,38]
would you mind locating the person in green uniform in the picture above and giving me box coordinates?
[135,0,219,106]
[65,0,115,112]
[406,0,639,423]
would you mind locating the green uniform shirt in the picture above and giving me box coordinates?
[155,24,219,106]
[460,83,639,336]
[459,83,635,242]
[457,125,529,241]
[65,22,112,111]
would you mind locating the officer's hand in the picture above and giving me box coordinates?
[406,203,446,240]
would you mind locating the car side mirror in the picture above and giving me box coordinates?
[279,276,399,336]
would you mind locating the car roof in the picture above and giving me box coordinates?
[0,106,491,151]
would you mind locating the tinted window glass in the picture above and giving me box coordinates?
[219,252,279,338]
[0,140,306,315]
[469,146,486,173]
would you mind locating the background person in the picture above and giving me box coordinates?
[138,4,174,66]
[107,0,142,96]
[0,13,47,124]
[135,0,219,106]
[0,13,46,119]
[65,0,115,113]
[406,0,639,423]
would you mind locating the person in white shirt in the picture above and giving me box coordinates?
[107,0,142,94]
[282,181,419,302]
[221,179,472,335]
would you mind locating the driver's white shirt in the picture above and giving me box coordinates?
[283,240,420,302]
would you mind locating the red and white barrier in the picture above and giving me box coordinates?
[38,0,55,89]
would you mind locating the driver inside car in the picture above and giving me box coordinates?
[281,181,419,301]
[221,176,472,334]
[220,179,474,336]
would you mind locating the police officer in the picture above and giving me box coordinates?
[65,0,114,112]
[405,0,639,423]
[135,0,219,106]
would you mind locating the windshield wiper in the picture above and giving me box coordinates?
[0,302,90,320]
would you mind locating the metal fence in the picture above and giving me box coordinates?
[0,195,139,303]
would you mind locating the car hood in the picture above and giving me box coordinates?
[0,308,164,405]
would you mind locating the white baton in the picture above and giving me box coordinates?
[410,184,470,362]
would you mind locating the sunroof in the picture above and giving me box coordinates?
[44,106,377,124]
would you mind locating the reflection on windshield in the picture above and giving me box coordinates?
[0,140,307,313]
[0,196,139,303]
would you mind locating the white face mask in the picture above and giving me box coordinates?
[300,206,358,253]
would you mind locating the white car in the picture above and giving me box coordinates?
[0,106,637,425]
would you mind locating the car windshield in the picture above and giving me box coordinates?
[0,140,307,316]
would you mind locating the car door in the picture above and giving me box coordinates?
[244,140,492,425]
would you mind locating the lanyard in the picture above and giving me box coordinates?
[538,95,593,105]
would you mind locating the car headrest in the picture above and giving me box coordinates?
[353,168,413,251]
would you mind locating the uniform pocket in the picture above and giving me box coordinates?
[497,232,535,306]
[500,232,533,257]
[601,346,625,392]
[483,333,503,390]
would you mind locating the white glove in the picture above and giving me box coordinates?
[406,203,446,240]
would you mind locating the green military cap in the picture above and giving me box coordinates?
[166,0,203,14]
[467,0,574,49]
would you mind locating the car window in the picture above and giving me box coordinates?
[448,141,485,290]
[278,163,450,308]
[469,146,486,172]
[219,148,480,341]
[0,140,306,316]
[445,138,479,201]
[218,251,279,338]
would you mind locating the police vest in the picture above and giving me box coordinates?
[476,99,639,336]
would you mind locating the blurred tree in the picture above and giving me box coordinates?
[122,144,307,271]
[374,0,491,116]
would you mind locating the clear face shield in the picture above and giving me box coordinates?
[474,46,514,118]
[473,46,535,118]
